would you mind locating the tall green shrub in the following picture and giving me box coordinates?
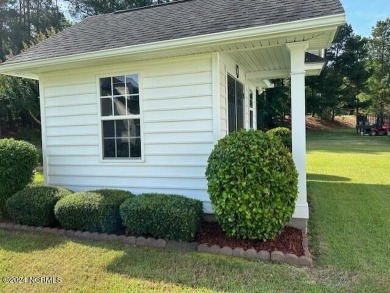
[6,186,73,226]
[54,189,134,233]
[206,129,298,241]
[120,193,203,242]
[267,127,292,151]
[0,138,38,216]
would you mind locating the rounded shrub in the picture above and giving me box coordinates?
[267,127,292,151]
[0,138,38,216]
[6,186,73,227]
[120,193,203,242]
[205,129,298,241]
[54,189,134,233]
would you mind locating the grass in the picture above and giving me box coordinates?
[0,127,389,292]
[32,171,44,186]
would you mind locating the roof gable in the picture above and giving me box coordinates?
[4,0,344,64]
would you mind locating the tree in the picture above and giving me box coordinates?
[306,24,370,120]
[65,0,173,18]
[257,79,290,128]
[364,18,390,113]
[0,1,69,130]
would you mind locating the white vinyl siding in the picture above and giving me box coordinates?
[40,55,213,212]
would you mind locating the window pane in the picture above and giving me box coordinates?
[113,76,126,96]
[236,80,245,130]
[103,120,115,138]
[126,75,139,94]
[129,119,141,137]
[101,98,112,116]
[113,96,126,116]
[127,96,140,115]
[249,90,253,108]
[228,75,236,133]
[130,138,141,158]
[100,78,112,96]
[117,138,130,158]
[113,76,125,83]
[104,139,116,158]
[250,111,254,129]
[116,120,129,138]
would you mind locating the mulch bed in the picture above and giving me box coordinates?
[197,221,304,257]
[1,217,304,257]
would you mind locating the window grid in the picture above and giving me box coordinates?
[99,74,141,160]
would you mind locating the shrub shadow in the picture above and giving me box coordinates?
[104,247,309,292]
[307,173,351,182]
[0,229,65,253]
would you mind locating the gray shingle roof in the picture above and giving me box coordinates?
[4,0,344,64]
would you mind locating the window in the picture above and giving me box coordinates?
[99,74,141,159]
[249,89,254,129]
[228,74,244,133]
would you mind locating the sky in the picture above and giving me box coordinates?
[340,0,390,37]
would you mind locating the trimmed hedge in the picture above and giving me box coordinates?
[120,193,203,242]
[0,138,38,216]
[267,127,292,151]
[206,129,298,241]
[54,189,134,233]
[6,186,73,227]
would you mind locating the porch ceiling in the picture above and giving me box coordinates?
[222,31,332,87]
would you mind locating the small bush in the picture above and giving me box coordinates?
[267,127,292,151]
[206,129,298,241]
[0,138,38,216]
[6,186,73,226]
[54,189,134,233]
[120,193,203,241]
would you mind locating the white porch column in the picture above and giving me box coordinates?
[286,42,309,226]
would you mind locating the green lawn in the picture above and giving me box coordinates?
[0,128,389,292]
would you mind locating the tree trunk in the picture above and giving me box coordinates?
[28,109,41,125]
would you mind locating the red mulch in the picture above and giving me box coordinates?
[197,221,304,256]
[1,217,304,256]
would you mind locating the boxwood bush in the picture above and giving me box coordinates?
[120,193,203,241]
[54,189,134,233]
[267,127,292,151]
[6,186,73,227]
[0,138,38,216]
[206,129,298,241]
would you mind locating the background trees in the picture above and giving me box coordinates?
[64,0,173,18]
[0,1,68,131]
[364,18,390,113]
[260,20,389,128]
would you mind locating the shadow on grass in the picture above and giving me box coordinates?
[104,246,313,292]
[0,229,65,253]
[307,173,351,182]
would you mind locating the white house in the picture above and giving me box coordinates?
[0,0,345,229]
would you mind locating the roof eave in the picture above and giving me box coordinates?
[0,13,345,77]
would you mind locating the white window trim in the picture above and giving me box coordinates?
[249,88,255,129]
[96,72,145,163]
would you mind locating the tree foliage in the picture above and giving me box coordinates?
[65,0,173,18]
[364,18,390,113]
[0,1,68,130]
[306,24,370,120]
